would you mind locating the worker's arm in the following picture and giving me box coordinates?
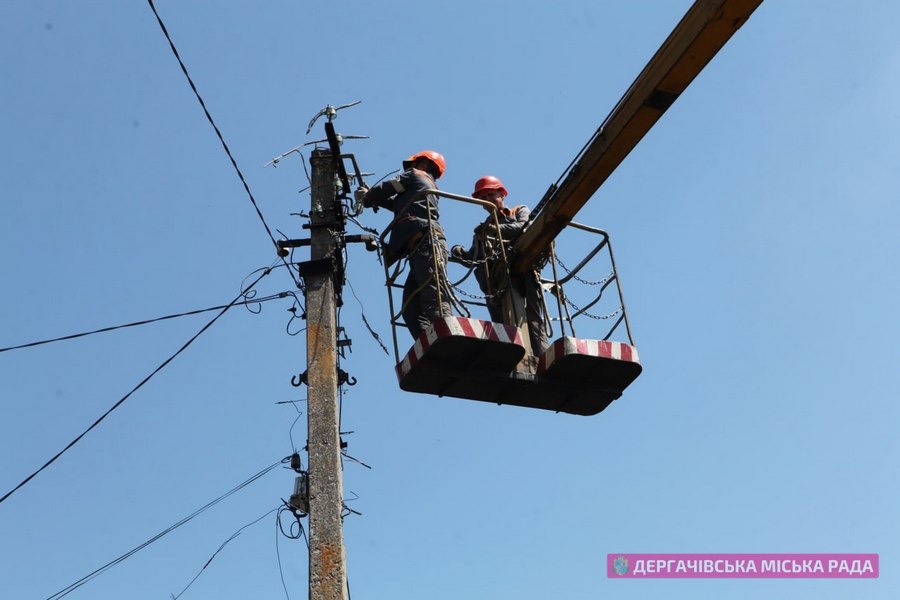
[360,175,409,211]
[363,169,436,215]
[495,205,531,240]
[450,243,474,263]
[450,228,483,264]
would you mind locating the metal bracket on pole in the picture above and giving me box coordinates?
[343,234,378,252]
[325,121,352,199]
[337,368,356,386]
[291,370,308,387]
[276,237,311,257]
[296,257,335,279]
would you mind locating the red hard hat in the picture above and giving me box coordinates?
[403,150,446,179]
[472,175,508,199]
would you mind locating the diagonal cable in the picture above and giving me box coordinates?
[346,278,389,355]
[44,458,287,600]
[0,292,289,354]
[0,269,271,506]
[146,0,302,289]
[171,507,279,599]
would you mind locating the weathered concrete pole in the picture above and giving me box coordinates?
[304,148,348,600]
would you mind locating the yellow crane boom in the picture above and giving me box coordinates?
[513,0,763,273]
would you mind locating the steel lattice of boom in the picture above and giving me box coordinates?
[512,0,763,274]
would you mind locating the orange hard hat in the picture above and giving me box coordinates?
[472,175,508,199]
[403,150,446,179]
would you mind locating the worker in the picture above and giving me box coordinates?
[450,176,548,355]
[355,150,451,339]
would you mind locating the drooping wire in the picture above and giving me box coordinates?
[0,268,273,506]
[336,304,346,434]
[287,410,304,454]
[277,504,307,542]
[275,505,311,600]
[44,457,288,600]
[285,291,307,336]
[145,0,302,291]
[346,214,380,237]
[345,277,388,355]
[299,150,311,187]
[0,291,290,354]
[275,504,309,600]
[171,506,279,600]
[275,510,292,600]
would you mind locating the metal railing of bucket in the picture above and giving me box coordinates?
[378,188,516,362]
[543,221,635,346]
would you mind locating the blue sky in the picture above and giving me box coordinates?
[2,1,898,599]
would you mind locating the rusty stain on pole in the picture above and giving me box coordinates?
[305,148,348,600]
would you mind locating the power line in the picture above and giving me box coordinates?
[346,277,389,355]
[0,292,290,354]
[0,269,272,506]
[44,458,288,600]
[145,0,302,290]
[171,506,279,600]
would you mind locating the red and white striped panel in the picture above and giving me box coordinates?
[536,337,641,374]
[396,317,523,379]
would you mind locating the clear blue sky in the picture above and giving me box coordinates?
[2,1,898,599]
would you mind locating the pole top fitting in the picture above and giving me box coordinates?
[306,100,362,135]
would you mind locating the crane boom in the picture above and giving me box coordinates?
[512,0,763,273]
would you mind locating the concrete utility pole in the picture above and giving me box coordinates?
[302,148,348,599]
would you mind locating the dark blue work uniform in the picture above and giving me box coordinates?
[454,204,548,354]
[363,168,451,339]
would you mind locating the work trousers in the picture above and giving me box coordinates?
[485,270,548,355]
[402,235,451,339]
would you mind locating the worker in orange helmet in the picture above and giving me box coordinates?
[450,175,548,355]
[355,150,451,339]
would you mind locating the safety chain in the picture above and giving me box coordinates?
[564,296,622,320]
[446,235,507,302]
[555,256,614,286]
[451,239,504,268]
[447,280,506,302]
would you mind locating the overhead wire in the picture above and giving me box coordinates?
[171,506,279,600]
[276,504,307,542]
[275,505,307,600]
[0,291,290,354]
[346,277,388,356]
[145,0,303,291]
[275,513,292,600]
[44,457,288,600]
[0,268,272,506]
[287,410,304,454]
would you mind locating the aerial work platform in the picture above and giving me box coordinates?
[381,190,643,416]
[534,336,642,415]
[396,317,642,416]
[396,316,526,401]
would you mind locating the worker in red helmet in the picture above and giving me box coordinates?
[355,150,451,339]
[450,176,548,355]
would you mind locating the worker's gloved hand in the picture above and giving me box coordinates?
[449,245,466,263]
[475,222,495,236]
[353,186,369,214]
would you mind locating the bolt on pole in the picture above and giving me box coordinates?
[304,148,348,600]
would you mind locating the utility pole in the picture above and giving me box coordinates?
[302,147,348,599]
